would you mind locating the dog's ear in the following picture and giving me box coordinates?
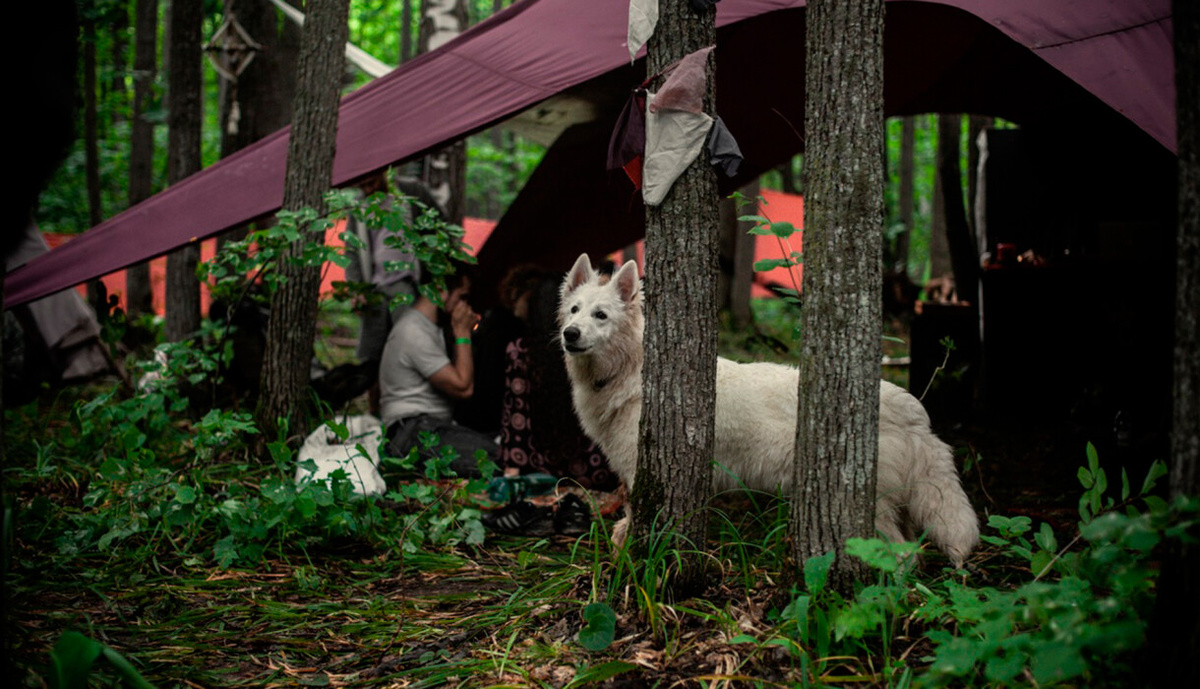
[564,254,593,294]
[614,260,640,304]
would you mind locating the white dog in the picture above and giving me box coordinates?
[558,254,979,566]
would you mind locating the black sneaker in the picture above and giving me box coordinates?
[553,494,592,536]
[482,501,553,536]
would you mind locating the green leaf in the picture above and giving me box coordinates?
[1141,460,1168,496]
[214,535,239,569]
[98,645,157,689]
[173,484,197,505]
[768,221,797,238]
[565,661,637,689]
[1034,522,1057,552]
[1121,468,1131,501]
[728,634,758,644]
[804,551,835,594]
[739,214,770,225]
[577,603,617,652]
[50,631,103,689]
[1077,467,1094,489]
[1086,442,1100,473]
[753,258,793,272]
[1031,640,1086,683]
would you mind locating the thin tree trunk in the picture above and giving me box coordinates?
[218,0,299,247]
[966,115,991,240]
[792,0,884,593]
[257,0,351,443]
[165,0,204,342]
[419,0,468,226]
[83,6,108,316]
[631,0,719,595]
[126,0,158,317]
[107,1,129,124]
[1152,0,1200,684]
[938,114,979,305]
[401,0,414,63]
[895,116,915,274]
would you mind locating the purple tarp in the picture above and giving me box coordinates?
[5,0,1175,308]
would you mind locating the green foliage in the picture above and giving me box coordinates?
[577,602,618,651]
[50,630,156,689]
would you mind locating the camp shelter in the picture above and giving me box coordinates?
[4,0,1180,451]
[5,0,1175,308]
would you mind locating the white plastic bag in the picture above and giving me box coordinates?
[294,415,386,497]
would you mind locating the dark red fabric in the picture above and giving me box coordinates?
[6,0,1175,308]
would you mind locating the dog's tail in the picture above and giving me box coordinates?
[906,432,980,567]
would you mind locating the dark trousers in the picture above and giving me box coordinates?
[386,415,499,478]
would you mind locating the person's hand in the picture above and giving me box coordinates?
[450,300,478,339]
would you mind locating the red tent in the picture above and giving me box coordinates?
[5,0,1175,309]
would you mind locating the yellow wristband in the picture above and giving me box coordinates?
[454,336,471,345]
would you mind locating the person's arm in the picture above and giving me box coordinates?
[427,301,476,399]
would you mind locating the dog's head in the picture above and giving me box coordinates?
[558,253,641,356]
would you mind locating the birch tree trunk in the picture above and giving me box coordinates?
[126,0,158,317]
[631,0,719,594]
[792,0,884,593]
[256,0,351,443]
[165,0,204,342]
[418,0,468,225]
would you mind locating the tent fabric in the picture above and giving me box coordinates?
[5,0,1175,309]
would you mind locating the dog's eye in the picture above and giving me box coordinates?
[570,305,579,314]
[594,311,607,320]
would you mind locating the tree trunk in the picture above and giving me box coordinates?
[126,0,158,317]
[218,0,300,247]
[792,0,884,593]
[83,6,107,315]
[631,0,719,595]
[719,180,758,329]
[401,0,414,63]
[1152,0,1200,684]
[894,115,915,274]
[939,114,979,305]
[966,115,991,242]
[418,0,468,226]
[256,0,351,443]
[107,1,129,124]
[165,0,204,342]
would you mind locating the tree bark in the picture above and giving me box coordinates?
[966,115,992,242]
[1152,0,1200,684]
[401,0,414,63]
[218,0,299,247]
[165,0,204,341]
[792,0,884,593]
[418,0,468,226]
[107,1,129,123]
[939,114,979,305]
[256,0,351,443]
[126,0,158,317]
[631,0,719,594]
[82,5,108,315]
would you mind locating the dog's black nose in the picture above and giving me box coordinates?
[562,326,580,343]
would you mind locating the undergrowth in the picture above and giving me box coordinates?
[4,186,1196,686]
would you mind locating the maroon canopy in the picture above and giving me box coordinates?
[6,0,1175,308]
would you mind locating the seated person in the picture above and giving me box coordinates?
[454,264,547,438]
[379,263,498,478]
[499,274,618,492]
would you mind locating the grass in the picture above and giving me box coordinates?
[3,298,1184,687]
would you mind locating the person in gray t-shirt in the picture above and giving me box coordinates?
[379,266,499,477]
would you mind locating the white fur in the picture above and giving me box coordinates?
[559,254,979,566]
